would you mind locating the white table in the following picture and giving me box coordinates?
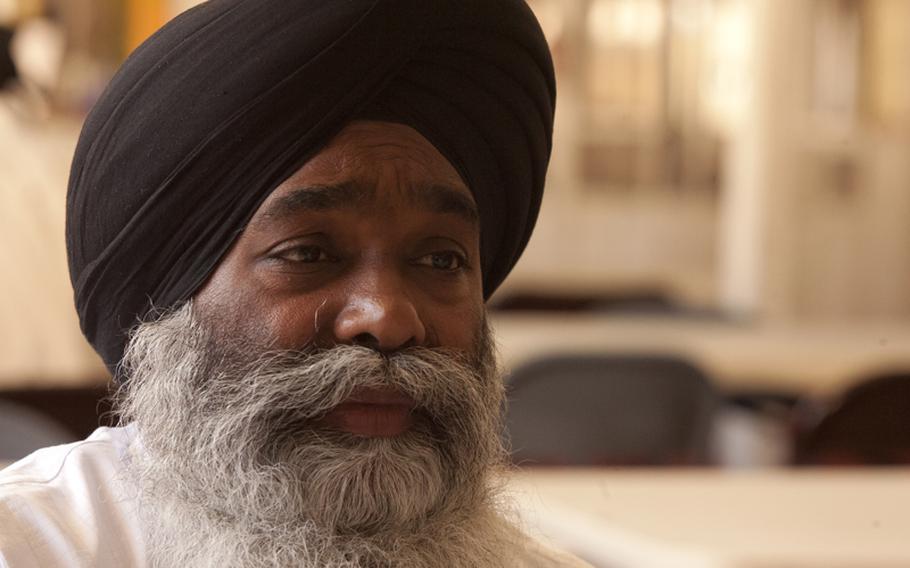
[491,314,910,396]
[508,468,910,568]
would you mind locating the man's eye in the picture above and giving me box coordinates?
[275,245,330,263]
[416,251,466,271]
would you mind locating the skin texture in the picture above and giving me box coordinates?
[193,121,486,435]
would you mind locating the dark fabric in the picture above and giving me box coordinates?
[0,27,17,88]
[66,0,555,374]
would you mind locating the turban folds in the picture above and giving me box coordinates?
[66,0,556,373]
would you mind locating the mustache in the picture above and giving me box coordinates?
[195,344,486,423]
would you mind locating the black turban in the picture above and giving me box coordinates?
[66,0,556,373]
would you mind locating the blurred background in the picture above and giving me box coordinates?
[1,0,909,564]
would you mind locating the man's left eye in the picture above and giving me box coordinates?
[415,251,466,271]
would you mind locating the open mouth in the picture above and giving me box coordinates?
[316,386,418,438]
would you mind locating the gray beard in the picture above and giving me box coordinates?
[113,301,527,567]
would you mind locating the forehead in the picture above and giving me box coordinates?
[296,121,468,188]
[249,121,477,227]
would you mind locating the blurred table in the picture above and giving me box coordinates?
[491,314,910,396]
[509,468,910,568]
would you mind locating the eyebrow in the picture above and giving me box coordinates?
[257,181,479,226]
[259,182,369,219]
[411,183,479,226]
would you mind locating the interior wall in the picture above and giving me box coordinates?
[0,106,104,383]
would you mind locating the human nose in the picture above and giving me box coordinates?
[332,266,426,352]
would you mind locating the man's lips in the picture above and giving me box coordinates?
[316,387,417,438]
[344,386,416,406]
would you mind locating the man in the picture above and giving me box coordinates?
[0,0,588,566]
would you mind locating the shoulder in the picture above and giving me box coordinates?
[0,425,134,484]
[0,426,144,567]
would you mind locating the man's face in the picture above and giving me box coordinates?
[193,120,485,437]
[195,120,484,353]
[116,121,514,566]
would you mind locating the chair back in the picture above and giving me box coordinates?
[0,400,76,463]
[794,372,910,465]
[504,354,718,466]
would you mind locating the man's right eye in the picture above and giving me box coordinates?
[273,245,331,263]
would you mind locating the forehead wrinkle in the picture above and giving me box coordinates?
[252,174,476,230]
[294,178,475,225]
[254,182,375,227]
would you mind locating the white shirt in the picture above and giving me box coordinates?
[0,427,590,568]
[0,427,144,567]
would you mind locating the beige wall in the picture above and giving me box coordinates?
[0,104,105,383]
[506,186,718,306]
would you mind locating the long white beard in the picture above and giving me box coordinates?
[114,301,528,567]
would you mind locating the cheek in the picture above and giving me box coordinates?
[442,309,484,352]
[264,296,328,348]
[198,296,322,353]
[193,263,316,352]
[429,287,485,351]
